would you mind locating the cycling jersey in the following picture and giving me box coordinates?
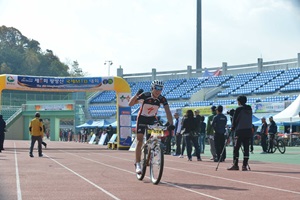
[136,92,169,134]
[137,92,168,117]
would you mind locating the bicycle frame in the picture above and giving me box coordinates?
[136,124,167,184]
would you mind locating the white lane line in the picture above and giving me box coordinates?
[64,151,224,200]
[77,152,300,195]
[14,143,22,200]
[99,150,300,172]
[44,154,121,200]
[86,152,300,180]
[248,170,300,180]
[166,167,300,195]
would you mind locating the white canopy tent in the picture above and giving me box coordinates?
[273,94,300,123]
[273,94,300,145]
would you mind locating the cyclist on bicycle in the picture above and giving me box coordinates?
[129,80,174,174]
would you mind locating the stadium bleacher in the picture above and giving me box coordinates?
[88,68,300,119]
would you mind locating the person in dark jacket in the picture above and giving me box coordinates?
[212,105,227,162]
[268,116,277,153]
[260,117,268,153]
[228,95,253,171]
[199,116,206,154]
[0,115,6,152]
[181,110,201,161]
[192,110,201,156]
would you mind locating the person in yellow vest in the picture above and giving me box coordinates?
[29,112,43,157]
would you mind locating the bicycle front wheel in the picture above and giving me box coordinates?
[136,145,148,180]
[277,140,286,154]
[150,143,164,185]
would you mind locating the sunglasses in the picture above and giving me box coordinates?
[154,85,163,91]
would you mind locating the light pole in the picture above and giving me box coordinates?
[104,60,113,76]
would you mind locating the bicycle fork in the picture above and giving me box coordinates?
[146,140,159,166]
[146,146,151,166]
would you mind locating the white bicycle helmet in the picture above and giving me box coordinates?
[151,80,164,87]
[151,80,164,90]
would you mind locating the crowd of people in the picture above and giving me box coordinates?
[161,95,281,171]
[59,125,115,145]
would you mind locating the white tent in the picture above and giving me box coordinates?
[76,119,110,128]
[273,94,300,123]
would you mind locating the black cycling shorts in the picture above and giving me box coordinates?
[136,116,156,134]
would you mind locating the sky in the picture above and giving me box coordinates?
[1,0,300,77]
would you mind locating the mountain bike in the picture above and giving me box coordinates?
[267,133,286,154]
[136,124,167,185]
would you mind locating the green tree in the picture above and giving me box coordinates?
[0,25,86,77]
[0,63,12,74]
[69,60,85,77]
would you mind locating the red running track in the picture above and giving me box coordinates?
[1,140,300,200]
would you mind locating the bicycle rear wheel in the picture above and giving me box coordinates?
[136,145,147,180]
[150,143,164,185]
[277,140,286,154]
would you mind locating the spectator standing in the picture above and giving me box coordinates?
[29,112,43,157]
[46,129,50,139]
[103,129,109,145]
[59,129,63,141]
[199,116,206,154]
[268,116,277,153]
[260,117,268,153]
[228,95,253,171]
[68,129,72,142]
[0,115,6,152]
[164,122,173,155]
[179,114,187,158]
[107,125,113,141]
[96,128,101,144]
[64,129,68,141]
[80,128,85,142]
[39,119,47,148]
[206,106,217,161]
[250,124,255,153]
[227,109,236,146]
[84,128,88,143]
[193,110,201,156]
[173,112,182,156]
[212,105,227,162]
[181,110,201,161]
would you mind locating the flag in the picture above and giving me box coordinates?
[202,68,213,77]
[213,68,222,76]
[202,68,222,77]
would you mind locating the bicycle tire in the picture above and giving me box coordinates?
[277,140,286,154]
[150,143,164,185]
[136,145,147,180]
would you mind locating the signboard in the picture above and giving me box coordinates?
[5,75,115,91]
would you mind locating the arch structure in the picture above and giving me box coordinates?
[0,74,132,150]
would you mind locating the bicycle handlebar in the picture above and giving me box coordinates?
[139,123,168,131]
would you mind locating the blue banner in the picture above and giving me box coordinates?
[17,76,102,90]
